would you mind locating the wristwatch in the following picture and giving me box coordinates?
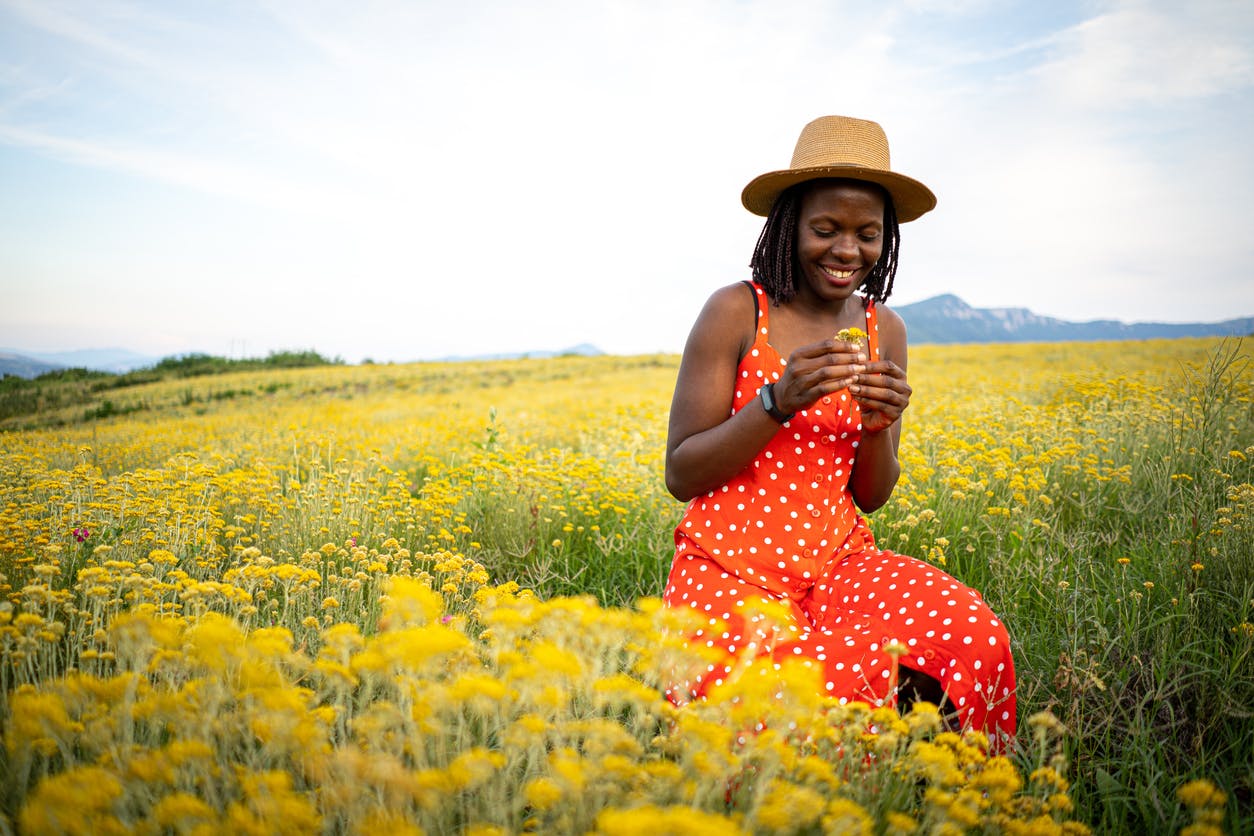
[759,382,794,424]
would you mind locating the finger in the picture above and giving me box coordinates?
[849,381,910,409]
[859,360,905,379]
[786,372,861,408]
[851,371,912,396]
[787,357,855,384]
[812,364,863,392]
[803,349,866,371]
[859,373,905,391]
[793,340,867,364]
[830,339,868,357]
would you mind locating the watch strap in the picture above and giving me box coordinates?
[760,383,793,423]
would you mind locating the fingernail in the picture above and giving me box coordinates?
[850,385,860,394]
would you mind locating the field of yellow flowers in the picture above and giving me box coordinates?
[1,339,1250,834]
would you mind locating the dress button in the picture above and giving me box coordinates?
[822,396,832,405]
[810,508,822,518]
[802,548,814,558]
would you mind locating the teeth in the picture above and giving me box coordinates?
[824,267,855,278]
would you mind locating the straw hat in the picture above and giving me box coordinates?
[741,115,936,221]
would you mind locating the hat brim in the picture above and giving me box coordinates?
[741,166,936,222]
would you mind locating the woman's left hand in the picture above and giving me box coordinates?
[848,360,911,434]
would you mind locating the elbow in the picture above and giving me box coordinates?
[854,492,889,514]
[665,467,697,503]
[664,450,705,503]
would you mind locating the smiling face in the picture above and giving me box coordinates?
[794,179,886,304]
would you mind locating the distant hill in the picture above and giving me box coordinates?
[5,302,1251,381]
[895,295,1254,344]
[0,352,67,379]
[0,343,607,379]
[0,347,162,378]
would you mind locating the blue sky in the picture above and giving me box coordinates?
[2,0,1252,362]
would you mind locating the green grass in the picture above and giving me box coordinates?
[0,349,340,424]
[2,339,1249,833]
[449,341,1254,834]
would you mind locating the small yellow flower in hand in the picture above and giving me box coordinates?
[836,326,867,353]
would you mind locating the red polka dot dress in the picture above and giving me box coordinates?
[663,282,1016,744]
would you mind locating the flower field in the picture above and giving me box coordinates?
[1,338,1250,834]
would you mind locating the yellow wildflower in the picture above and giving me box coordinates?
[524,777,564,811]
[594,804,741,835]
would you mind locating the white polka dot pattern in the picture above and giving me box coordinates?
[663,283,1016,745]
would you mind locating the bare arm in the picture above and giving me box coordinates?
[847,305,911,512]
[664,285,781,501]
[665,285,868,502]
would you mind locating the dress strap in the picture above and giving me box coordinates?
[744,281,770,343]
[864,298,880,361]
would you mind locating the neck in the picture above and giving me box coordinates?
[790,286,864,318]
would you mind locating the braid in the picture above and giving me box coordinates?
[749,185,803,304]
[861,197,899,303]
[749,179,902,305]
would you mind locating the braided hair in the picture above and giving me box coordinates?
[749,178,901,306]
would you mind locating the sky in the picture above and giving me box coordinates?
[1,0,1252,363]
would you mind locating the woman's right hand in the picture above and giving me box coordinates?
[771,339,868,416]
[665,284,873,501]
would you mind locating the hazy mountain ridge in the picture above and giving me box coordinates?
[0,352,68,379]
[894,295,1254,344]
[3,300,1251,379]
[0,347,162,376]
[0,344,606,379]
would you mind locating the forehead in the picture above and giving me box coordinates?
[799,179,886,219]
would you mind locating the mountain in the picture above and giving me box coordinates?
[0,343,608,379]
[0,347,163,377]
[0,352,67,379]
[4,301,1250,380]
[895,295,1254,344]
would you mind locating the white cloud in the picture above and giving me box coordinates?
[1036,0,1254,107]
[0,0,1251,360]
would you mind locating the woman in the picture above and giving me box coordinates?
[662,115,1015,744]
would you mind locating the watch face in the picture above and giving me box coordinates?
[762,383,789,423]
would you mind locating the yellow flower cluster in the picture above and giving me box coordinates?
[836,326,867,344]
[4,577,1094,833]
[1177,778,1228,836]
[0,340,1247,832]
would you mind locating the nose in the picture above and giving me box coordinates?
[830,233,859,261]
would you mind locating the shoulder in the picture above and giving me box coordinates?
[686,281,758,354]
[675,282,759,375]
[700,281,758,323]
[872,301,906,337]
